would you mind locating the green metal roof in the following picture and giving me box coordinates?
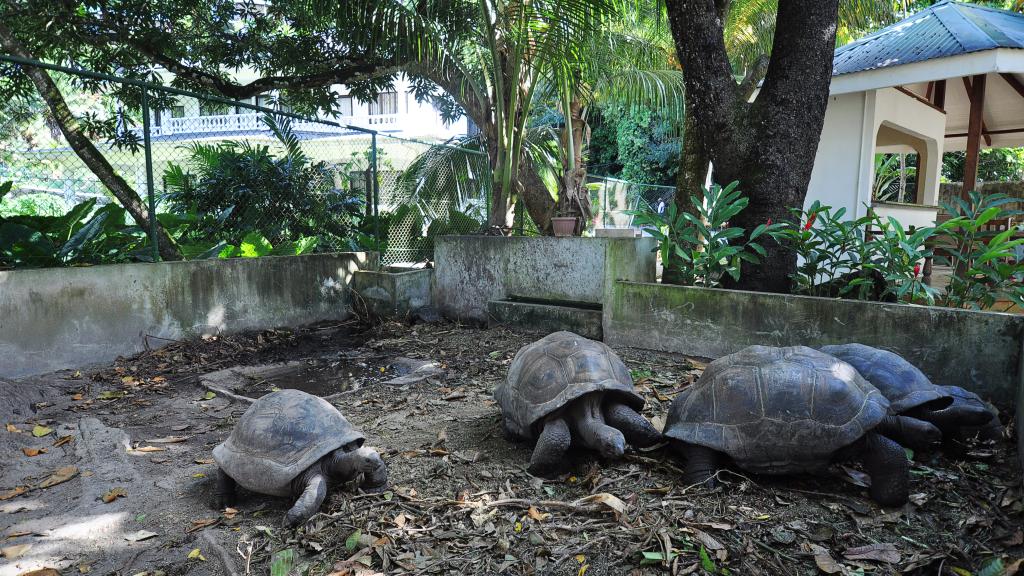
[833,0,1024,77]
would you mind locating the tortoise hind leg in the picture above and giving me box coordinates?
[671,440,721,488]
[861,432,909,507]
[214,468,237,509]
[528,416,571,478]
[284,469,328,527]
[603,402,662,448]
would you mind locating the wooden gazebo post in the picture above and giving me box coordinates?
[961,74,987,201]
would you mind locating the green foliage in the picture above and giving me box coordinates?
[629,181,781,287]
[162,115,365,250]
[943,148,1024,183]
[771,202,937,303]
[872,154,917,203]
[0,192,69,218]
[935,191,1024,311]
[589,104,680,186]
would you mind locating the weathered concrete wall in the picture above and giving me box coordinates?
[0,253,368,378]
[606,281,1024,405]
[434,236,656,322]
[351,269,433,319]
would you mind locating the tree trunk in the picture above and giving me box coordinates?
[557,99,592,235]
[665,0,838,293]
[0,24,181,261]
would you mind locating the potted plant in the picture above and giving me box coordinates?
[551,209,578,237]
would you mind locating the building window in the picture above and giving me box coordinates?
[369,92,398,116]
[171,106,186,119]
[339,96,354,116]
[199,101,230,116]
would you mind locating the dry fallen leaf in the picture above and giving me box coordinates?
[53,435,74,447]
[1,543,32,558]
[22,447,47,457]
[124,530,159,542]
[17,569,59,576]
[843,543,901,564]
[101,487,127,503]
[577,492,626,515]
[38,465,79,489]
[0,486,28,500]
[692,529,724,551]
[808,543,844,574]
[222,507,239,519]
[71,393,84,401]
[194,458,215,465]
[32,425,53,438]
[6,423,19,433]
[527,506,551,521]
[130,446,166,453]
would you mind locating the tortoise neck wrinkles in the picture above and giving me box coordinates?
[568,393,625,458]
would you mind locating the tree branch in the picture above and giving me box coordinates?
[0,22,181,261]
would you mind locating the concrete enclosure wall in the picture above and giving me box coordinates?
[433,236,656,322]
[351,268,433,318]
[0,253,368,378]
[606,281,1023,405]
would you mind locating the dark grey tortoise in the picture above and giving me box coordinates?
[495,331,661,477]
[212,389,387,527]
[820,343,996,443]
[664,345,940,507]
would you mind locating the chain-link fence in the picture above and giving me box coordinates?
[0,55,489,270]
[587,174,675,229]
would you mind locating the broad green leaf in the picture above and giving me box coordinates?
[345,529,362,552]
[239,232,273,258]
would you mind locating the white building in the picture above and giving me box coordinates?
[149,75,468,141]
[808,0,1024,230]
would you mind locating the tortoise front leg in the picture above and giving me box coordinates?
[214,468,237,509]
[327,447,388,492]
[861,432,909,507]
[528,416,571,478]
[603,402,662,448]
[284,468,328,527]
[671,440,721,488]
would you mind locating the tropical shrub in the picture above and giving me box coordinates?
[934,191,1024,310]
[0,192,68,217]
[162,115,365,250]
[629,181,779,287]
[771,202,937,303]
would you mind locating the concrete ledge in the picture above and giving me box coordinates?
[434,236,656,323]
[606,281,1024,406]
[0,253,368,378]
[351,268,433,319]
[487,299,603,340]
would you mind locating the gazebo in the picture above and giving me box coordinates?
[807,0,1024,228]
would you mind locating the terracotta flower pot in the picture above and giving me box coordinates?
[551,217,577,237]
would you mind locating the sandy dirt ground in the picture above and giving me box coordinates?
[1,320,1020,576]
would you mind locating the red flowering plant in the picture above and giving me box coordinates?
[769,201,938,303]
[628,181,784,287]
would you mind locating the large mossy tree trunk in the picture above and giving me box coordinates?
[665,0,838,293]
[0,24,181,261]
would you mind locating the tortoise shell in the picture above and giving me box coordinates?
[495,331,644,440]
[820,343,951,413]
[213,389,364,496]
[663,345,889,474]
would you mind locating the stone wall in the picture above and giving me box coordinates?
[0,253,368,378]
[606,281,1023,406]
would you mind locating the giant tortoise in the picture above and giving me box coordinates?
[664,345,940,506]
[212,389,388,527]
[495,331,661,476]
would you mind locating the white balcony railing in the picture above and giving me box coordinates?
[149,112,403,137]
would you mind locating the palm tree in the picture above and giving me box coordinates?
[406,0,684,232]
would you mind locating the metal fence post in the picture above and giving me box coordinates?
[140,88,160,262]
[370,131,380,250]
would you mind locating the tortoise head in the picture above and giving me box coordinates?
[912,387,994,430]
[594,427,626,459]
